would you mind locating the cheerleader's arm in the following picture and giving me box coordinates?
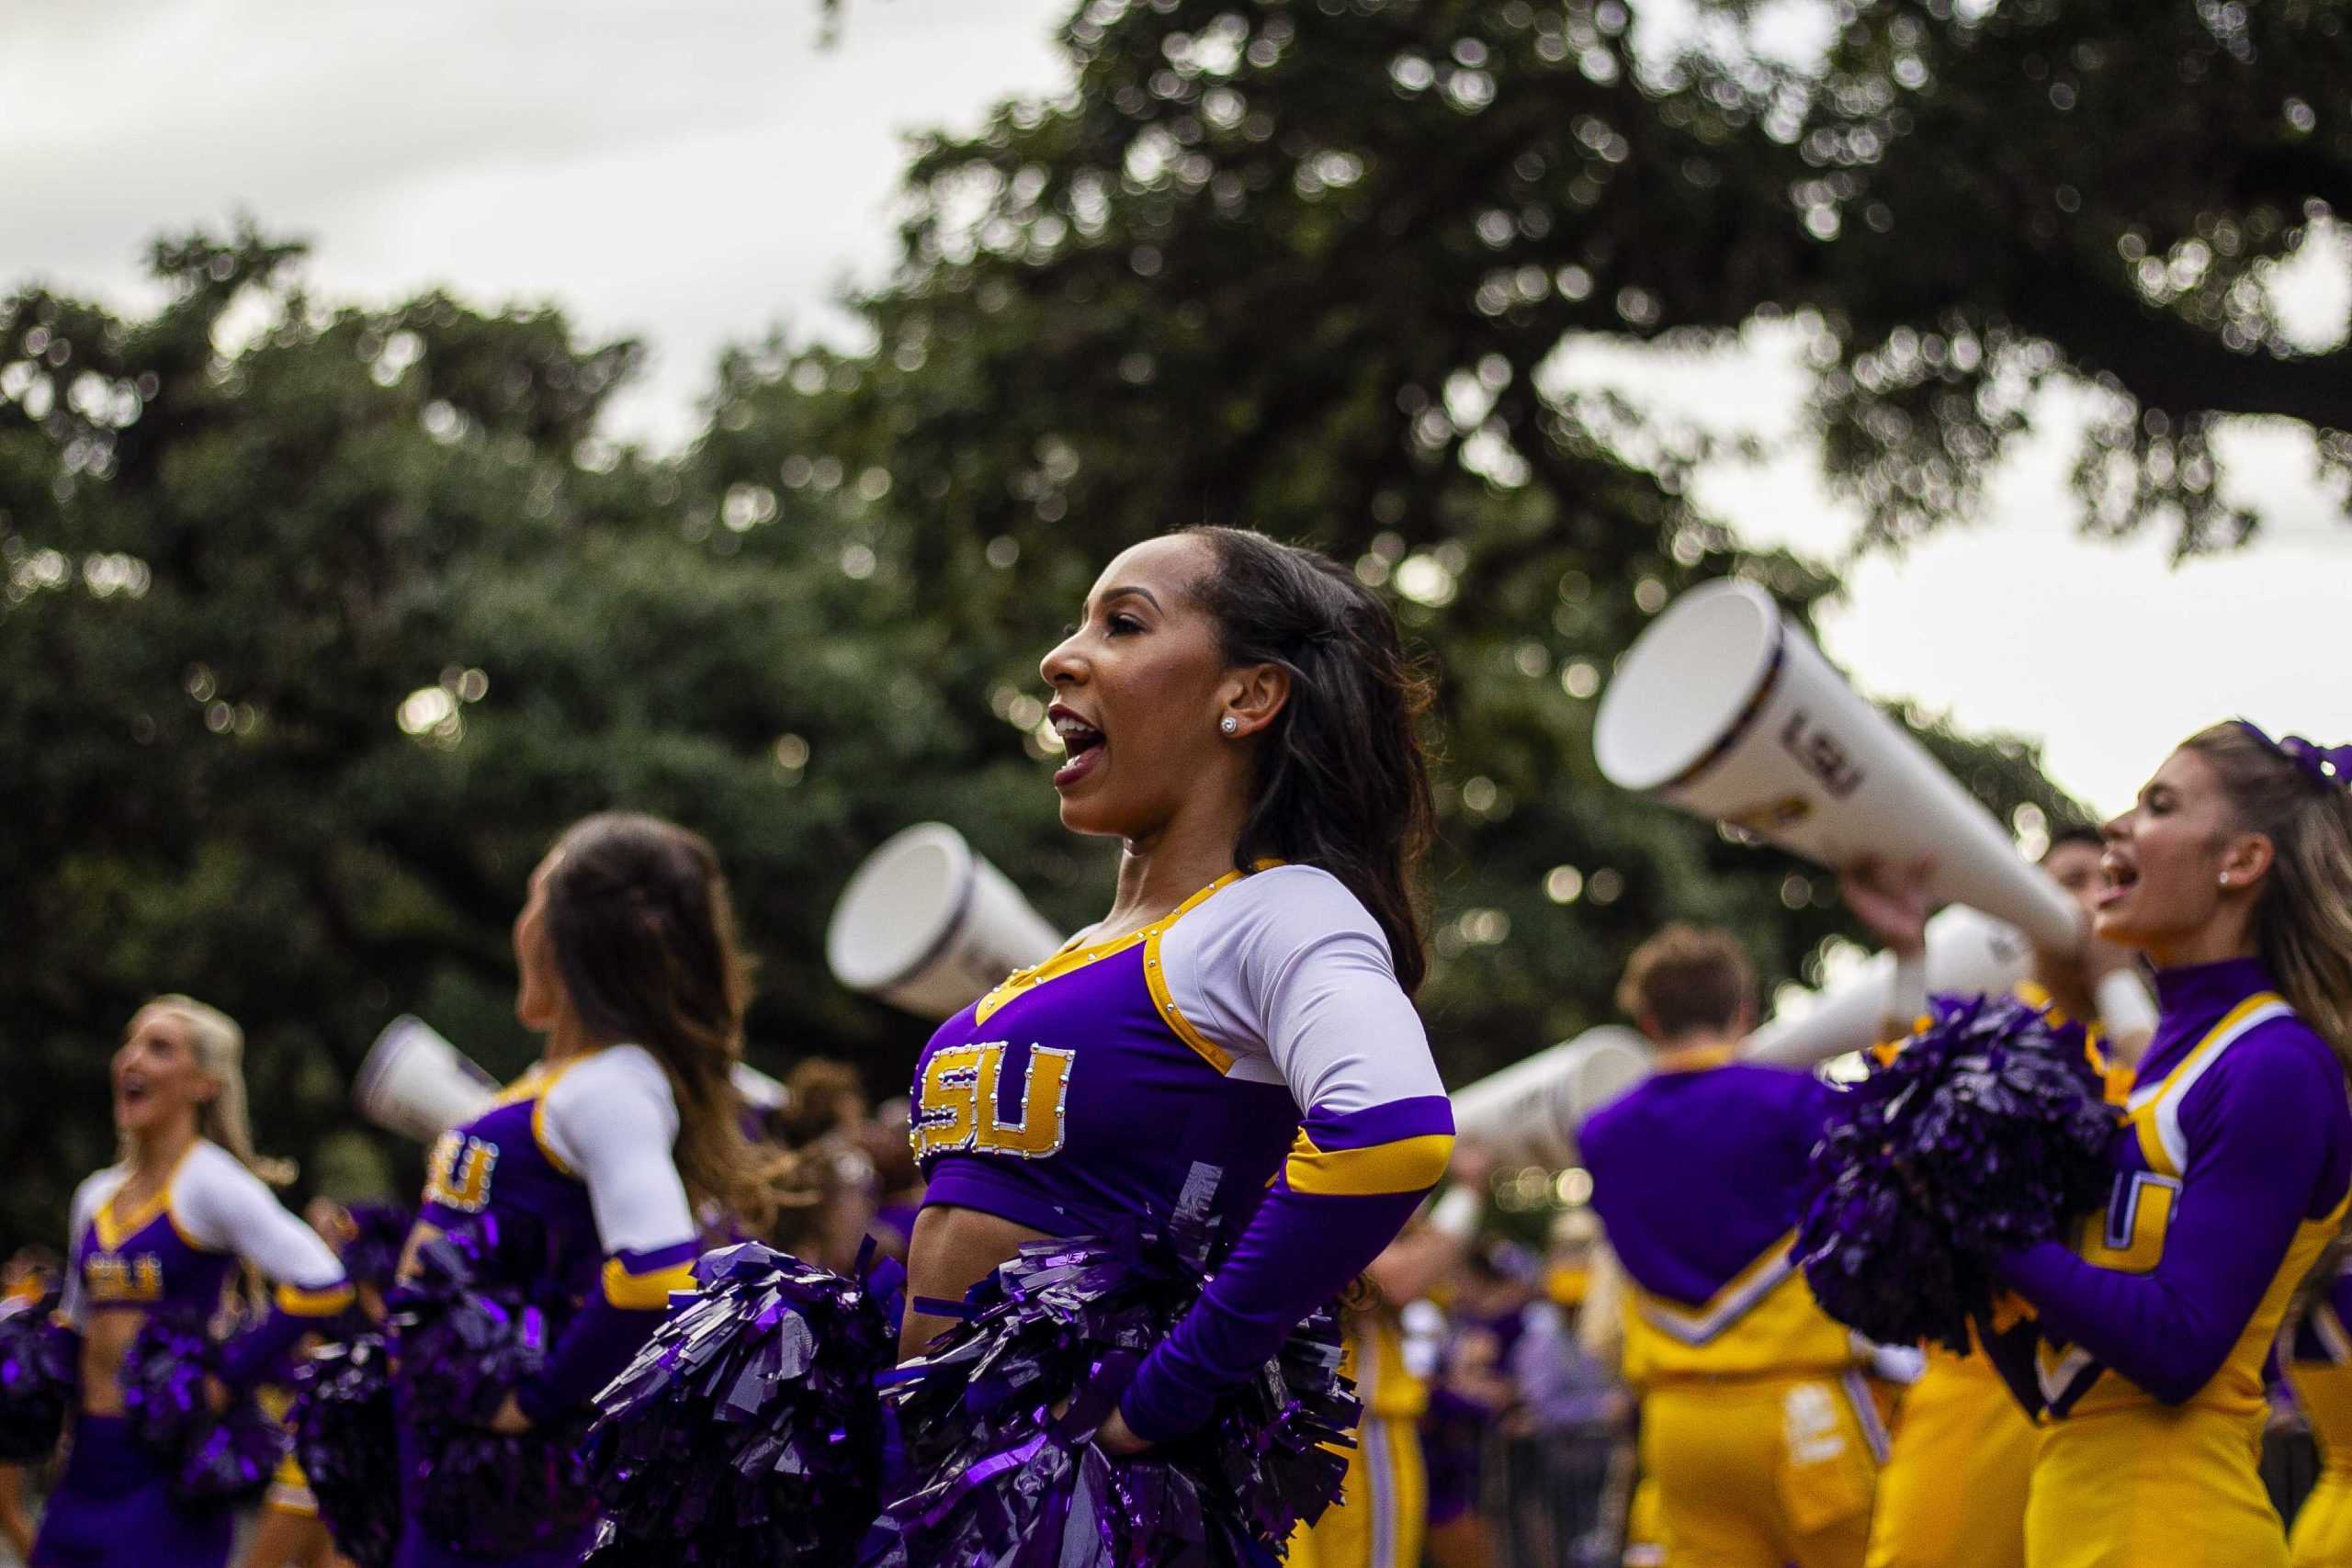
[1119,871,1453,1442]
[175,1146,353,1386]
[56,1172,113,1330]
[1996,1034,2343,1404]
[512,1048,700,1424]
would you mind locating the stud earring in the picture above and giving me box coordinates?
[1220,716,1239,736]
[2219,874,2233,888]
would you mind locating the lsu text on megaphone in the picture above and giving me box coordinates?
[1593,579,2081,954]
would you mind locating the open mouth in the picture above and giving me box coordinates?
[117,1072,152,1110]
[1048,705,1105,789]
[2096,854,2138,909]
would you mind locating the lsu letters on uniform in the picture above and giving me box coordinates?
[910,864,1453,1449]
[1581,1052,1882,1568]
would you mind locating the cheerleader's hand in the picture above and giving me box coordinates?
[1838,853,1935,957]
[487,1393,533,1435]
[202,1375,230,1415]
[1094,1406,1153,1456]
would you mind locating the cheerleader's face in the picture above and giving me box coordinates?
[1038,535,1264,840]
[112,1006,216,1137]
[2095,748,2250,957]
[2041,839,2106,922]
[513,852,567,1031]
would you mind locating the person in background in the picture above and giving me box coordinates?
[863,1097,924,1264]
[33,998,354,1568]
[1420,1244,1525,1568]
[1579,925,1880,1568]
[1510,1213,1630,1436]
[238,1198,398,1568]
[2280,1247,2352,1567]
[1291,1144,1495,1568]
[1837,824,2155,1568]
[769,1060,876,1274]
[392,812,802,1568]
[1,1247,62,1562]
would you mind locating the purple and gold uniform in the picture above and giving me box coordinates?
[910,864,1454,1446]
[1290,1311,1430,1568]
[1995,958,2352,1568]
[1580,1054,1882,1568]
[1866,983,2120,1568]
[398,1044,701,1568]
[35,1142,350,1568]
[2285,1258,2352,1568]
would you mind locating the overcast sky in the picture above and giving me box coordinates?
[6,0,2348,817]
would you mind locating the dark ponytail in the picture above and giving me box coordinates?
[544,811,804,1235]
[1183,526,1438,996]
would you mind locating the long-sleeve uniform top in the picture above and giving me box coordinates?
[65,1140,353,1389]
[908,864,1455,1443]
[410,1044,702,1424]
[1996,958,2352,1421]
[1577,1055,1871,1383]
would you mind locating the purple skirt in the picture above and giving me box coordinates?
[29,1413,232,1568]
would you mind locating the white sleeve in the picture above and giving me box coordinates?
[1159,865,1446,1112]
[538,1046,697,1257]
[59,1168,123,1327]
[172,1145,345,1289]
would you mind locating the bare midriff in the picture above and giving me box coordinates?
[77,1311,140,1416]
[902,1203,1054,1358]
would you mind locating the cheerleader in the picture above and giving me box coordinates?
[1,1247,62,1562]
[1292,1144,1497,1568]
[902,527,1456,1465]
[1577,924,1881,1568]
[241,1200,407,1568]
[33,998,354,1568]
[2282,1249,2352,1566]
[1992,723,2352,1568]
[1838,827,2154,1568]
[389,811,797,1568]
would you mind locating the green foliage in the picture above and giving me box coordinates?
[17,0,2232,1245]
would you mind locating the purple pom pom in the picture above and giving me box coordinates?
[861,1215,1358,1568]
[1796,992,2119,1352]
[291,1335,401,1568]
[119,1311,286,1504]
[390,1219,596,1558]
[339,1203,415,1296]
[0,1294,74,1463]
[581,1243,899,1568]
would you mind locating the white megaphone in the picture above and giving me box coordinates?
[1448,1026,1652,1168]
[1741,906,2033,1068]
[353,1017,498,1143]
[827,823,1066,1021]
[1594,579,2081,954]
